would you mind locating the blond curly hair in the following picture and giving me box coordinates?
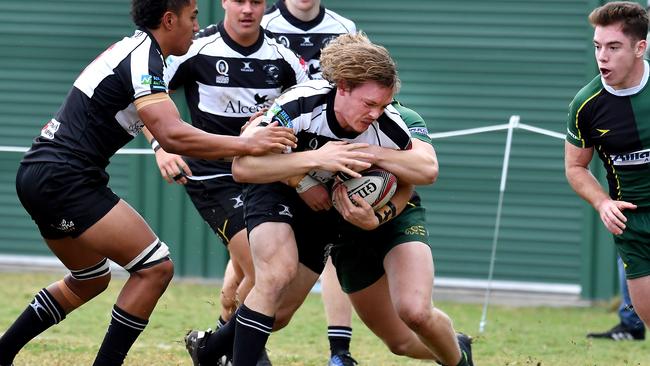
[320,32,400,92]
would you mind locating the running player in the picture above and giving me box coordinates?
[262,2,358,363]
[0,1,297,365]
[565,2,650,328]
[183,32,406,366]
[142,4,308,362]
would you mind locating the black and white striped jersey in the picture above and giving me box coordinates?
[263,79,412,182]
[23,29,166,169]
[262,1,355,79]
[164,22,309,176]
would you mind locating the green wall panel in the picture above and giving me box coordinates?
[0,0,621,298]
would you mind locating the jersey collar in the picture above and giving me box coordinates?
[276,0,325,31]
[602,60,649,97]
[137,27,166,67]
[217,22,265,56]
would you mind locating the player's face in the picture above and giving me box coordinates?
[593,23,646,90]
[285,0,320,12]
[336,81,394,133]
[222,0,265,45]
[169,0,199,56]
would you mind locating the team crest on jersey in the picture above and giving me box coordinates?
[321,35,338,47]
[40,119,61,140]
[140,75,166,90]
[263,64,280,84]
[278,35,290,48]
[216,59,230,84]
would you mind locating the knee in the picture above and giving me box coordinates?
[255,262,297,296]
[64,272,111,302]
[396,303,436,333]
[135,259,175,291]
[384,338,412,356]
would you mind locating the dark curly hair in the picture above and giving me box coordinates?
[589,1,648,41]
[131,0,191,29]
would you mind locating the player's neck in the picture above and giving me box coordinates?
[223,21,260,47]
[284,1,320,22]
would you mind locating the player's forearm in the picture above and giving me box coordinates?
[157,122,250,159]
[232,152,318,183]
[371,141,438,185]
[566,165,611,209]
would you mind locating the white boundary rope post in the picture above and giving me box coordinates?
[479,115,520,333]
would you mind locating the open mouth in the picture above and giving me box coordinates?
[600,67,612,78]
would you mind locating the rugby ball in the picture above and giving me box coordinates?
[332,167,397,211]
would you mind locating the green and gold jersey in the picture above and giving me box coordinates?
[566,63,650,207]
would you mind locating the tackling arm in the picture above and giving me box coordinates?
[363,139,438,185]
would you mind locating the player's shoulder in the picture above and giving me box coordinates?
[276,79,332,103]
[569,74,603,111]
[323,7,356,33]
[261,3,282,27]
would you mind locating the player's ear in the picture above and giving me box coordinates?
[161,11,175,30]
[337,80,350,95]
[635,39,647,58]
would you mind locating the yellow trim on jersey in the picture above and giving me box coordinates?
[574,90,602,148]
[134,93,170,111]
[596,145,622,200]
[217,219,230,244]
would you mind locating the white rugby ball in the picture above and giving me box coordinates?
[332,167,397,211]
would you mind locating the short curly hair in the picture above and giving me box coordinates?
[589,1,648,41]
[320,32,400,93]
[131,0,191,29]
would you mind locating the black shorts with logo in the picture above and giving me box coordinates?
[243,182,337,274]
[184,165,245,246]
[15,162,120,239]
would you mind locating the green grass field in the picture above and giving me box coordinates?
[1,272,649,365]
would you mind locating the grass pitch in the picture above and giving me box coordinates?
[1,272,649,365]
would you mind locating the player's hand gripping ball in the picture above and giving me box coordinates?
[332,167,397,211]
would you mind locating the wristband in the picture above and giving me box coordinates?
[295,175,321,193]
[374,201,398,225]
[150,138,161,152]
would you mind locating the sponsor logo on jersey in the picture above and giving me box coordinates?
[53,218,75,233]
[40,119,61,140]
[230,194,244,209]
[278,204,293,217]
[597,128,610,137]
[216,59,230,84]
[610,149,650,166]
[140,75,166,90]
[278,35,290,48]
[300,36,313,47]
[241,61,254,73]
[268,104,293,128]
[405,225,427,236]
[409,127,429,137]
[225,99,270,114]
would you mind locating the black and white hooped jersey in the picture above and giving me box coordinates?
[262,79,412,183]
[23,29,166,169]
[262,1,355,78]
[165,22,309,176]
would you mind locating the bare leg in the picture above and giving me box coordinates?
[628,275,650,327]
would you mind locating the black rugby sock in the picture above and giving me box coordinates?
[328,325,352,356]
[232,304,274,366]
[0,288,65,365]
[202,310,238,361]
[93,305,148,366]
